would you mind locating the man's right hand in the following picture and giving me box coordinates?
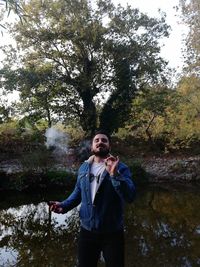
[48,201,63,214]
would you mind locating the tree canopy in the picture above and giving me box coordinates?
[0,0,26,26]
[179,0,200,73]
[1,0,170,136]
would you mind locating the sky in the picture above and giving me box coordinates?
[112,0,188,71]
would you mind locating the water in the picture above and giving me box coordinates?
[0,184,200,267]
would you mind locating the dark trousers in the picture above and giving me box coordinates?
[78,227,125,267]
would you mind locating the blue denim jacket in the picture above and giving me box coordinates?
[60,159,136,233]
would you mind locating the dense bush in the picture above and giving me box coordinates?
[0,169,77,192]
[0,121,45,155]
[46,170,77,187]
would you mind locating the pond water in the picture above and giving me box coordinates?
[0,184,200,267]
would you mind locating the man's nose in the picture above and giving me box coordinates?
[98,141,104,145]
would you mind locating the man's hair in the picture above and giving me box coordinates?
[92,129,111,143]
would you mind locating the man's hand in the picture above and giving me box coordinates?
[105,155,119,176]
[48,201,63,214]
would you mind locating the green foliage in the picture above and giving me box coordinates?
[0,89,12,124]
[179,0,200,73]
[0,105,10,123]
[1,0,169,135]
[63,124,85,146]
[1,0,25,17]
[0,120,45,154]
[46,170,76,186]
[118,85,177,151]
[1,72,200,155]
[165,75,200,151]
[114,75,200,153]
[35,119,48,131]
[0,169,77,191]
[0,0,27,29]
[0,120,18,133]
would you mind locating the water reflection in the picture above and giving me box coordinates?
[0,197,80,267]
[125,185,200,267]
[0,185,200,266]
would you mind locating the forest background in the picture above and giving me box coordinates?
[0,0,200,181]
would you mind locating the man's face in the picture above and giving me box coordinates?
[91,134,110,157]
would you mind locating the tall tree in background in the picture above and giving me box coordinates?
[0,0,26,26]
[179,0,200,73]
[176,75,200,132]
[1,0,169,136]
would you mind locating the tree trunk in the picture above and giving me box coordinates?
[145,114,156,144]
[79,90,97,137]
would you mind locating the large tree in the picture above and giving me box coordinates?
[179,0,200,73]
[0,0,26,26]
[1,0,169,135]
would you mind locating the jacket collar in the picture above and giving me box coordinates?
[85,154,112,165]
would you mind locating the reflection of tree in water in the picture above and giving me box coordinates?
[125,186,200,267]
[0,202,80,267]
[1,186,200,267]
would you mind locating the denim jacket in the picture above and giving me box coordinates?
[60,158,136,233]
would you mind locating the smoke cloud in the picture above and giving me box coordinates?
[45,127,69,155]
[44,127,92,166]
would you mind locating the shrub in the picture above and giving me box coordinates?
[46,170,77,188]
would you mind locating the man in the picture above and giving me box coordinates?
[49,130,136,267]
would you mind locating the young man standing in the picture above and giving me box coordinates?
[49,130,136,267]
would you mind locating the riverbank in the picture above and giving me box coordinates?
[0,168,77,192]
[0,153,200,192]
[141,155,200,183]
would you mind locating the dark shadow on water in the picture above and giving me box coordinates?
[0,184,200,267]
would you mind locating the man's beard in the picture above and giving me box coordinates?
[92,148,110,157]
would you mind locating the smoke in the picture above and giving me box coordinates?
[44,127,69,155]
[44,127,92,165]
[77,139,91,162]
